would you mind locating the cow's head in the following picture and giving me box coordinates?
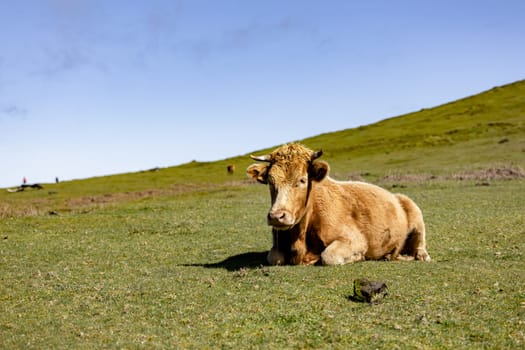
[247,143,329,230]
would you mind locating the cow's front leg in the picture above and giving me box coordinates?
[321,233,367,265]
[321,240,364,265]
[267,230,287,265]
[267,247,286,265]
[290,239,308,265]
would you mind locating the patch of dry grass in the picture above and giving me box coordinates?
[380,165,525,185]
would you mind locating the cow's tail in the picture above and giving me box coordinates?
[395,194,431,262]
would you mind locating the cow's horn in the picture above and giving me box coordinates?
[311,149,323,160]
[250,154,271,162]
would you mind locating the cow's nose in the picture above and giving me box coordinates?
[267,209,291,227]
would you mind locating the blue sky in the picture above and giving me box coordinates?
[1,1,524,187]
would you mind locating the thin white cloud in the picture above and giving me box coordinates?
[171,16,330,64]
[2,104,28,119]
[31,46,107,78]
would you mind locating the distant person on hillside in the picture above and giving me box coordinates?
[23,177,27,184]
[55,177,60,184]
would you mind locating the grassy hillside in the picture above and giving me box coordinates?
[303,80,525,177]
[1,80,524,349]
[2,80,524,218]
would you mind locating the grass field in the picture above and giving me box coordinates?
[1,80,524,349]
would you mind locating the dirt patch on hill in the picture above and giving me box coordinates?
[381,173,436,183]
[381,165,525,184]
[65,183,216,209]
[1,183,221,218]
[449,166,525,181]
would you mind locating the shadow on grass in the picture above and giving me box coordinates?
[184,251,268,271]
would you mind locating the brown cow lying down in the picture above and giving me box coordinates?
[247,143,431,265]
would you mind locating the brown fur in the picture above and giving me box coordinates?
[247,143,431,265]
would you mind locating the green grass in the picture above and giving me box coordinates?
[1,80,525,348]
[1,181,524,349]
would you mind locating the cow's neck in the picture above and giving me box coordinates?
[274,195,319,264]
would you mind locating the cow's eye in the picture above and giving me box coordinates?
[297,177,307,186]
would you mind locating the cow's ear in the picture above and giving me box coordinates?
[310,161,329,182]
[246,164,268,184]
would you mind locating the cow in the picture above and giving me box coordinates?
[246,143,431,265]
[227,164,236,174]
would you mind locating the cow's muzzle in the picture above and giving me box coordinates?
[267,209,294,229]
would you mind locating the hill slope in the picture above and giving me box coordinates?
[1,79,524,217]
[301,79,525,176]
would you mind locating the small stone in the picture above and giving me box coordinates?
[348,278,388,304]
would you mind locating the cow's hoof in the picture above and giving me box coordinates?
[267,249,285,265]
[415,249,431,262]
